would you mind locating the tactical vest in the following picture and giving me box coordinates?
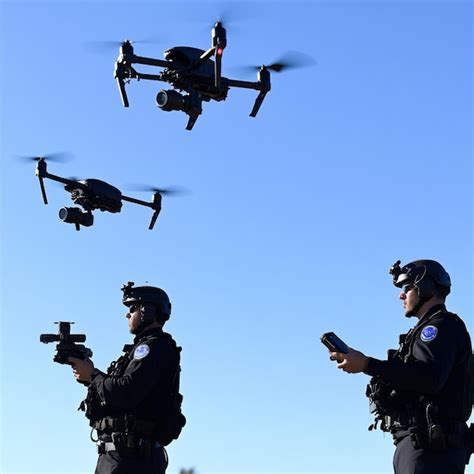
[367,310,472,433]
[80,331,186,446]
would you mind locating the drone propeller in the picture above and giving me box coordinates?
[125,184,188,196]
[17,152,73,163]
[85,38,161,52]
[238,50,316,74]
[198,2,262,30]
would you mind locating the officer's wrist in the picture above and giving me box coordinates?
[363,357,382,376]
[362,356,369,373]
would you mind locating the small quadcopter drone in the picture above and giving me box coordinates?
[29,154,180,231]
[113,22,314,130]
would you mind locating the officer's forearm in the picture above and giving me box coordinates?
[364,357,447,394]
[91,372,153,409]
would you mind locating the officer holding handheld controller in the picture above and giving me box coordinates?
[68,282,186,474]
[328,260,473,474]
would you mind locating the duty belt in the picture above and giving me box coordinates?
[97,434,161,457]
[385,413,424,431]
[94,416,156,437]
[392,421,467,448]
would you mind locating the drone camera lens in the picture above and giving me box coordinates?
[58,207,94,227]
[58,207,69,221]
[156,90,169,108]
[156,90,185,112]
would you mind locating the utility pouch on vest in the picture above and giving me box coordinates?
[138,438,152,457]
[428,424,447,450]
[408,427,426,450]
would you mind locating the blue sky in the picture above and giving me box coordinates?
[0,1,472,473]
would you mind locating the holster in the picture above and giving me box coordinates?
[406,423,467,452]
[428,424,447,450]
[408,426,428,450]
[466,424,474,465]
[108,432,153,458]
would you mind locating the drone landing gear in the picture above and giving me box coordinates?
[250,91,268,118]
[250,67,271,118]
[148,192,162,230]
[184,92,202,130]
[35,158,49,204]
[186,113,201,131]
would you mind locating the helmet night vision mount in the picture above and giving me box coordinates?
[389,259,451,301]
[122,281,172,322]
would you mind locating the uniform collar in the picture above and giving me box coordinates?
[133,326,163,344]
[418,303,447,325]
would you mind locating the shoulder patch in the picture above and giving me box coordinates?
[133,344,150,360]
[420,325,438,343]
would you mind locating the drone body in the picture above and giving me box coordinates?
[33,157,167,231]
[65,179,123,213]
[114,22,276,130]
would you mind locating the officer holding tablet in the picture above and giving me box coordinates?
[324,259,473,474]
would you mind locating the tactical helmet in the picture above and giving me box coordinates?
[390,259,451,300]
[121,281,172,322]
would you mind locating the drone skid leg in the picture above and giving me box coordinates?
[186,114,200,131]
[116,78,129,107]
[249,91,268,118]
[38,176,48,205]
[35,159,49,204]
[149,209,161,230]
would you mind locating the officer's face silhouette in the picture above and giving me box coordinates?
[126,303,142,334]
[399,285,419,317]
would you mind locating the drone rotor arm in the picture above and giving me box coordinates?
[214,50,222,88]
[115,53,171,107]
[212,22,226,87]
[122,193,162,230]
[121,194,154,208]
[187,47,217,75]
[135,72,165,82]
[46,173,87,189]
[132,55,174,69]
[226,78,261,90]
[198,47,216,64]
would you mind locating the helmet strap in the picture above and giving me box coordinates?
[140,303,157,325]
[405,290,431,318]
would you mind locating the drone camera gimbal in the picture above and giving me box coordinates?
[59,207,94,231]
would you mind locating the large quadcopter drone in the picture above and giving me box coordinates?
[114,22,312,130]
[30,155,178,231]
